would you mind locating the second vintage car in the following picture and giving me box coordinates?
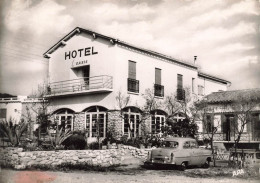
[144,137,212,170]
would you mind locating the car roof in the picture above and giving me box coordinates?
[164,137,196,142]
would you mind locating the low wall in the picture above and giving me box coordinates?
[0,146,150,170]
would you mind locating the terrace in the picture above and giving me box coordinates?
[46,75,113,97]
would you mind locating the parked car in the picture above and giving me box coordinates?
[144,137,212,170]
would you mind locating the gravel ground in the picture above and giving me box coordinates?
[0,167,259,183]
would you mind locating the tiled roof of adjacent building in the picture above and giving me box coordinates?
[205,88,260,103]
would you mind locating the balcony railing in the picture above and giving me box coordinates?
[47,75,113,96]
[177,88,185,101]
[154,84,164,97]
[128,78,139,93]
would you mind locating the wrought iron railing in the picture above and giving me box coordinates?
[127,78,139,93]
[47,75,113,95]
[154,84,164,97]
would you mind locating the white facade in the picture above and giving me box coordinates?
[43,27,231,138]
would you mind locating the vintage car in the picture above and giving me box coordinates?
[144,137,212,170]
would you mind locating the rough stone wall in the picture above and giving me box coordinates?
[141,117,151,136]
[73,112,85,131]
[0,146,150,169]
[107,111,123,140]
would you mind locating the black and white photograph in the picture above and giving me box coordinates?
[0,0,259,182]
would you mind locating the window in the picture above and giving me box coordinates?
[151,111,166,136]
[190,141,198,148]
[154,68,164,97]
[0,109,7,121]
[123,107,141,138]
[198,85,204,95]
[85,106,107,138]
[192,78,195,93]
[128,61,139,93]
[54,109,74,131]
[128,61,136,79]
[177,74,185,100]
[177,74,183,89]
[183,141,190,149]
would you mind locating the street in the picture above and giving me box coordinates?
[0,167,258,183]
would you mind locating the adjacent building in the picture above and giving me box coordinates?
[43,27,230,141]
[201,89,260,147]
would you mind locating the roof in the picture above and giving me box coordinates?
[43,27,197,69]
[205,88,260,103]
[198,71,231,85]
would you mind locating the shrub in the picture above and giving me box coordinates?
[62,133,86,150]
[88,141,100,150]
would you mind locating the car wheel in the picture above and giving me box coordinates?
[202,160,210,168]
[179,162,187,171]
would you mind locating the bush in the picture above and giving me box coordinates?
[102,132,117,145]
[88,141,100,150]
[62,133,86,150]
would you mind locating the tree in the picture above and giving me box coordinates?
[229,91,260,165]
[0,119,28,147]
[195,99,222,167]
[164,87,198,138]
[115,89,162,139]
[23,83,56,144]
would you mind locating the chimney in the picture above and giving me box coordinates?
[194,56,197,64]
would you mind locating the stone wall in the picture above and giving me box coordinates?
[107,110,123,139]
[73,112,85,131]
[0,145,150,170]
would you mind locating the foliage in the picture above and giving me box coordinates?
[0,119,28,147]
[62,132,86,150]
[47,127,72,149]
[88,141,100,150]
[102,131,117,145]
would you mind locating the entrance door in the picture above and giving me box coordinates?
[225,115,235,141]
[82,66,90,89]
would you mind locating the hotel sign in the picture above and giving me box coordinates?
[67,46,98,68]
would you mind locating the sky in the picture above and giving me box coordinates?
[0,0,259,96]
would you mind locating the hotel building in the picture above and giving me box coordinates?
[43,27,230,141]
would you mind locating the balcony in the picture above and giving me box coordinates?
[46,75,113,97]
[154,84,164,97]
[177,88,185,101]
[128,78,139,93]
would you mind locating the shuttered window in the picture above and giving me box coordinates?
[192,78,195,93]
[0,109,7,120]
[155,68,161,85]
[177,74,183,89]
[128,61,136,79]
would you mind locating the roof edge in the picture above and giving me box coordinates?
[43,27,197,69]
[198,72,231,85]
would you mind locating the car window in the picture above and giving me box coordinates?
[183,141,190,149]
[190,141,198,148]
[256,153,260,159]
[162,141,179,148]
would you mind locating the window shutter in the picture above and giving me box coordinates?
[128,61,136,79]
[155,68,161,85]
[177,74,183,89]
